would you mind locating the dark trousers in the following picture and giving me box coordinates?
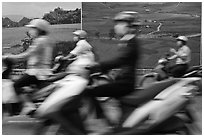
[82,81,134,119]
[13,74,41,95]
[169,64,189,78]
[83,81,134,98]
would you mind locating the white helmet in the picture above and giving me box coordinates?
[114,11,141,26]
[176,36,188,42]
[158,58,168,64]
[25,19,50,33]
[114,12,135,23]
[73,30,87,39]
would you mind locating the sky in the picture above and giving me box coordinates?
[2,2,81,18]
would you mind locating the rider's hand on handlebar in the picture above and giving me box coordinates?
[54,55,64,63]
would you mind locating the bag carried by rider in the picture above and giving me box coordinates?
[2,79,19,104]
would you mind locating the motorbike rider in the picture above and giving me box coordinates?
[2,19,53,115]
[84,11,140,96]
[77,11,141,130]
[20,31,33,52]
[36,30,95,134]
[167,36,191,77]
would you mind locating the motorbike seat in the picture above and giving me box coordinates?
[119,79,179,107]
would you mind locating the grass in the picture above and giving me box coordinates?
[86,33,201,68]
[2,24,81,47]
[82,2,201,68]
[2,2,201,68]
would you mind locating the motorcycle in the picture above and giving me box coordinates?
[138,54,202,87]
[118,78,200,134]
[89,76,201,135]
[33,66,201,135]
[4,54,200,135]
[2,57,69,116]
[2,54,101,135]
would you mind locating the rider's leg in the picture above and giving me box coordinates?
[83,81,134,97]
[36,75,88,117]
[60,100,88,134]
[169,64,189,77]
[13,74,41,114]
[36,75,88,134]
[35,97,87,135]
[47,110,86,135]
[82,82,134,126]
[47,96,87,134]
[88,96,117,128]
[33,119,54,135]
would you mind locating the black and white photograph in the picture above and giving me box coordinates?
[2,1,202,135]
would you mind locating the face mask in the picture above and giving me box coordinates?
[114,22,129,37]
[73,36,79,42]
[28,28,38,38]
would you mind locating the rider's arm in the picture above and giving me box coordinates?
[63,53,77,61]
[64,40,92,60]
[176,53,188,61]
[52,63,61,71]
[8,44,38,62]
[168,54,177,60]
[62,42,81,61]
[169,49,190,61]
[7,38,44,62]
[176,48,190,61]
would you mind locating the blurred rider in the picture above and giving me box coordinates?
[77,11,141,131]
[2,19,53,115]
[83,11,140,98]
[36,30,95,134]
[168,36,191,77]
[21,31,33,52]
[84,11,140,97]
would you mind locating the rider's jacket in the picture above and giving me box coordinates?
[67,39,95,79]
[176,45,191,65]
[70,39,93,56]
[10,36,53,80]
[99,34,140,86]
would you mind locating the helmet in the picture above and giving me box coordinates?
[25,19,50,33]
[114,12,135,23]
[114,11,141,26]
[73,30,87,39]
[176,36,188,42]
[158,58,168,65]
